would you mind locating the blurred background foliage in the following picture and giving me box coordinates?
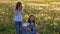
[0,0,60,34]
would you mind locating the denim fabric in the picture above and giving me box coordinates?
[27,23,37,34]
[15,21,23,34]
[22,29,27,34]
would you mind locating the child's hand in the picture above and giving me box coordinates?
[33,26,39,30]
[36,32,39,34]
[26,28,31,31]
[33,27,36,30]
[38,23,49,29]
[20,10,23,14]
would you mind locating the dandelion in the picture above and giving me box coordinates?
[51,24,53,25]
[25,15,29,18]
[41,14,44,16]
[55,17,59,20]
[7,13,9,15]
[53,22,57,26]
[1,12,5,14]
[47,16,51,19]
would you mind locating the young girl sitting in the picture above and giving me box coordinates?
[22,15,39,34]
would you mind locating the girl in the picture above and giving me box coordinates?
[23,15,39,34]
[14,2,23,34]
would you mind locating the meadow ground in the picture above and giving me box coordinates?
[0,0,60,34]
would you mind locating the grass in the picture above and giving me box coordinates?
[0,0,60,34]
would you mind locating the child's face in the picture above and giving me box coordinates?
[18,4,22,10]
[30,16,34,22]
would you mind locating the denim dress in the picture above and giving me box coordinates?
[27,23,37,34]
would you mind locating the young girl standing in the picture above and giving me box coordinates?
[14,2,23,34]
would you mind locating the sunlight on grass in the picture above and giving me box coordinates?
[0,0,60,34]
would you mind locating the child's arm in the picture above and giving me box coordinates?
[22,23,31,31]
[22,26,31,34]
[33,26,39,30]
[23,26,31,31]
[33,23,49,30]
[38,23,49,29]
[20,10,23,15]
[14,9,18,16]
[33,24,39,30]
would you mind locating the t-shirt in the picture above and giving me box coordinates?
[23,22,29,27]
[23,22,37,27]
[14,9,23,21]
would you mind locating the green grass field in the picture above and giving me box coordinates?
[0,0,60,34]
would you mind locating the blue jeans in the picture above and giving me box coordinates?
[15,21,23,34]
